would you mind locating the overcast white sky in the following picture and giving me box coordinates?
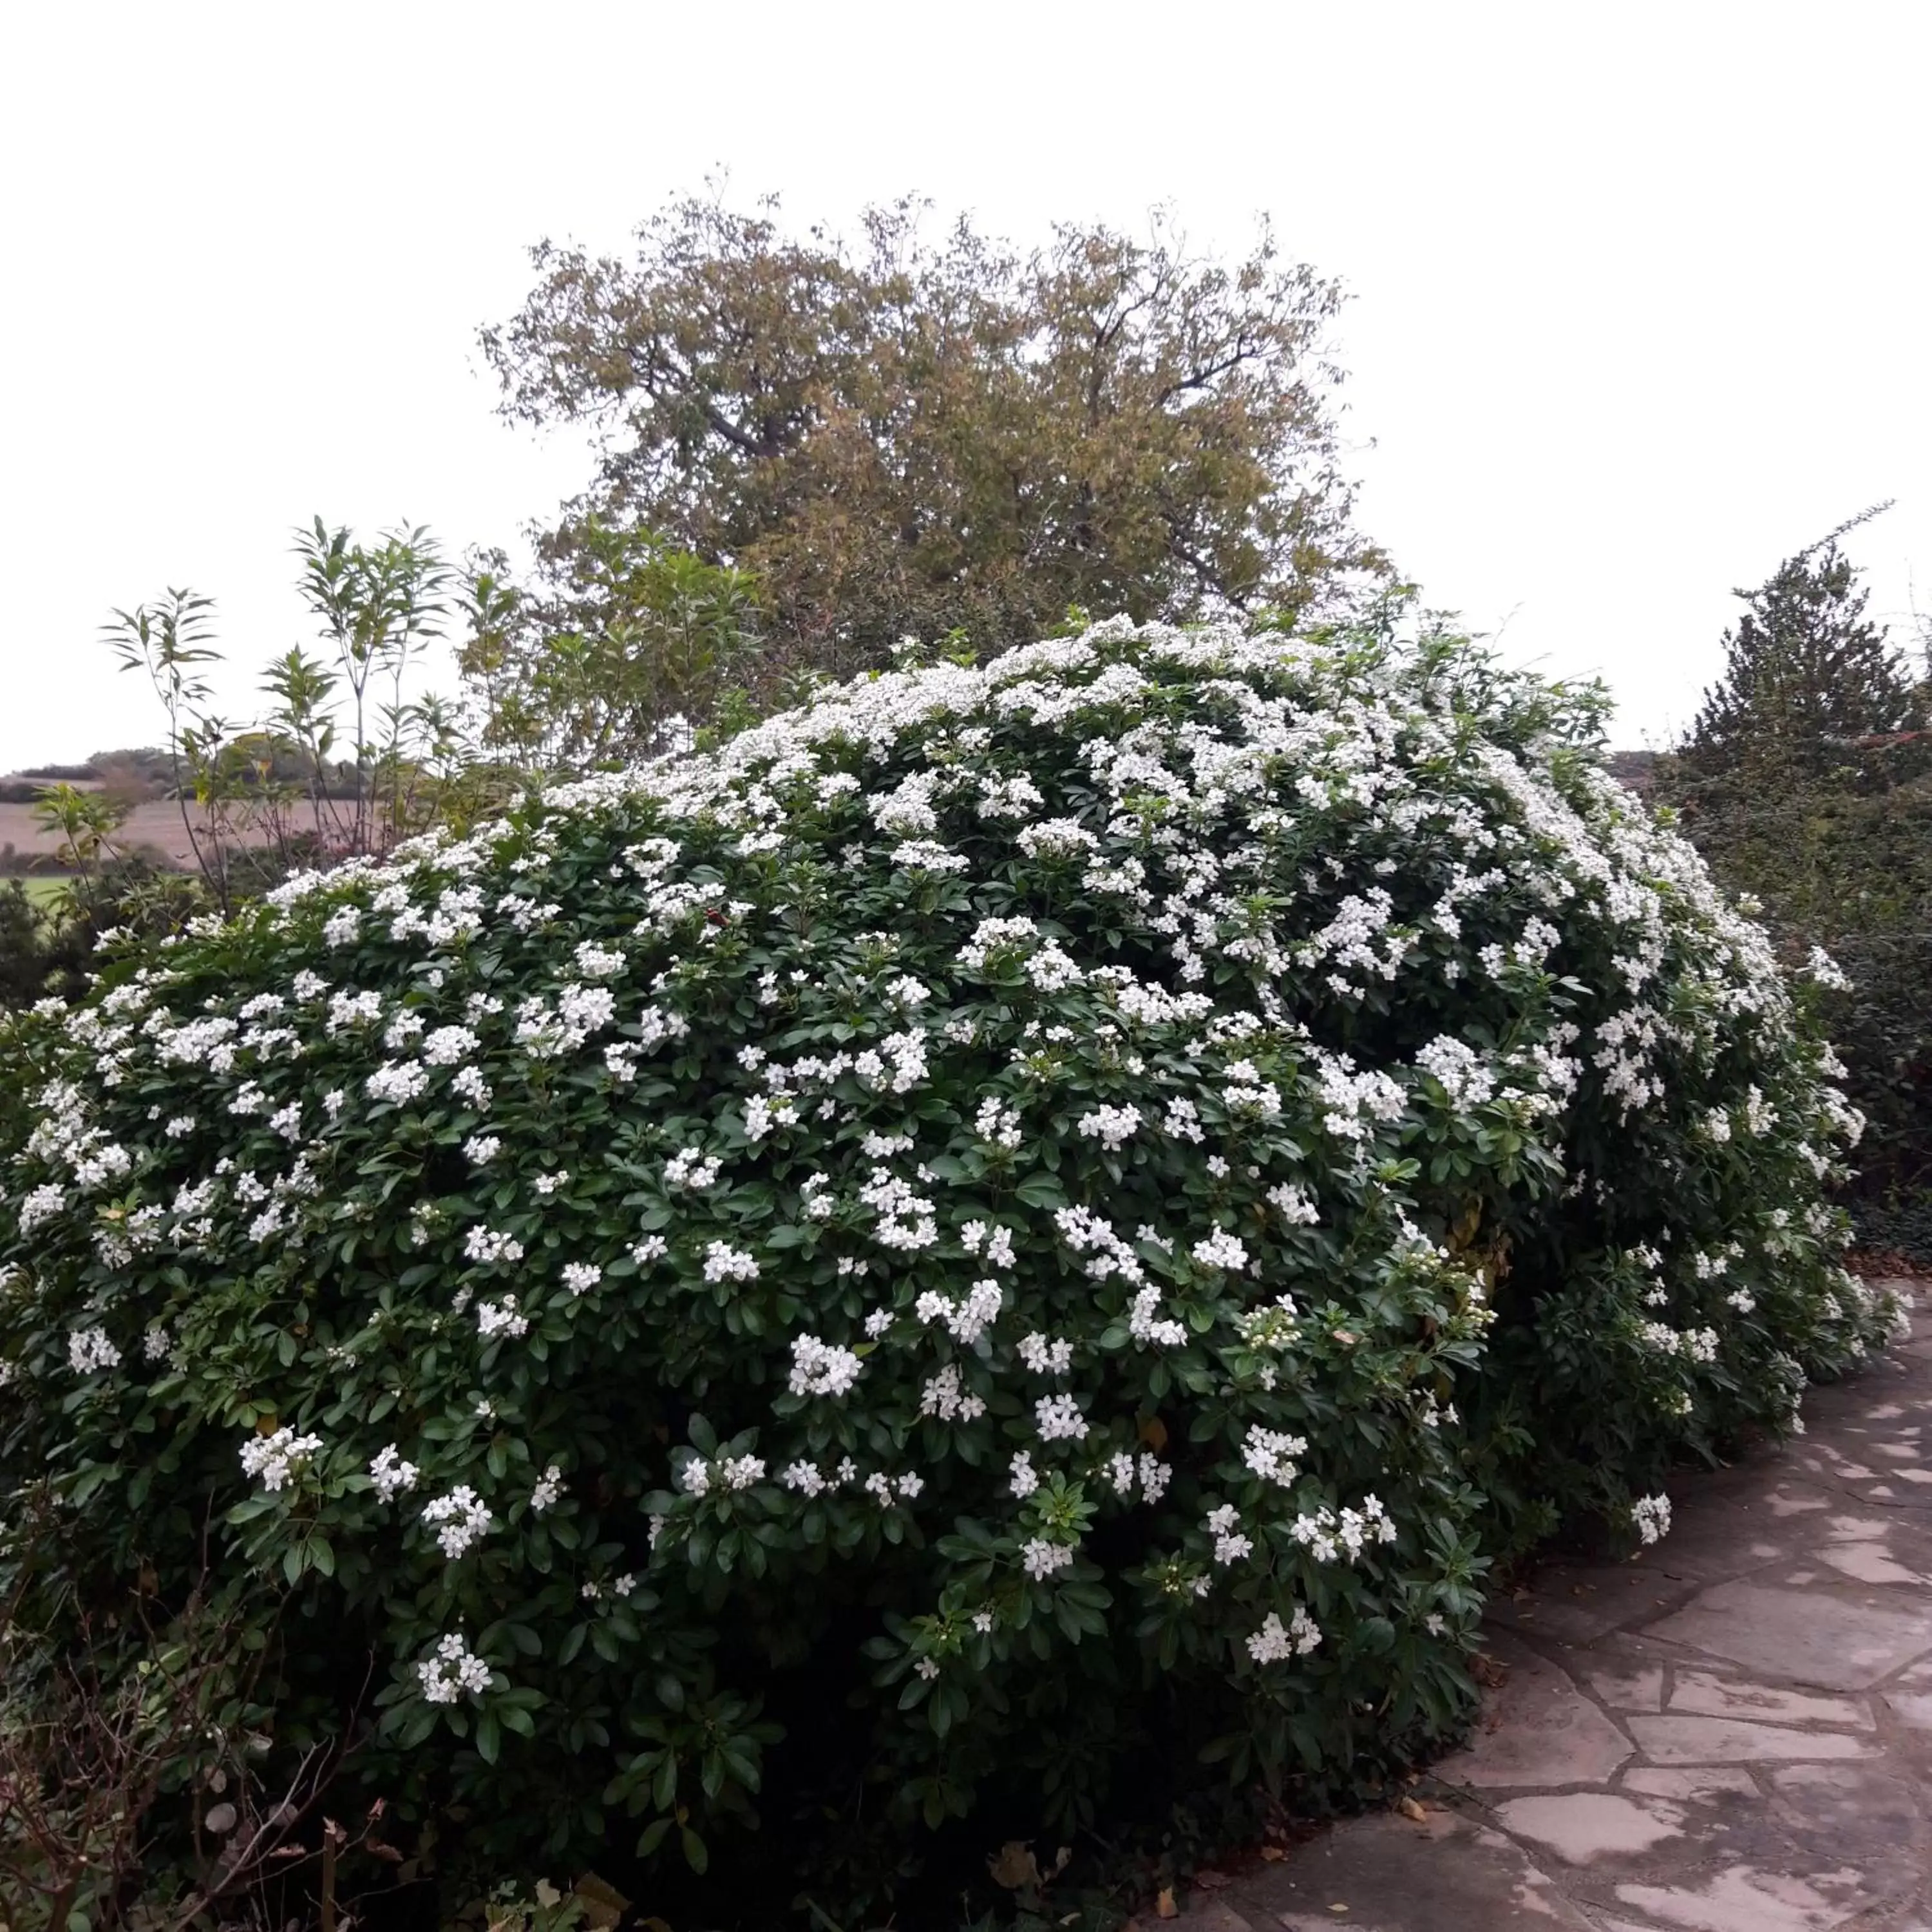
[3,0,1927,770]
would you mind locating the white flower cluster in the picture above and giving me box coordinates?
[1247,1606,1323,1663]
[788,1333,866,1399]
[1291,1495,1397,1563]
[1631,1493,1673,1544]
[369,1444,419,1501]
[240,1426,322,1492]
[681,1454,765,1497]
[665,1147,723,1191]
[422,1486,493,1558]
[1243,1426,1308,1486]
[1075,1104,1141,1151]
[68,1325,120,1373]
[417,1631,491,1704]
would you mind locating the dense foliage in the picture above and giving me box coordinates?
[0,615,1897,1920]
[484,192,1384,687]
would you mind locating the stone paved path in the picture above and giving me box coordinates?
[1183,1279,1932,1932]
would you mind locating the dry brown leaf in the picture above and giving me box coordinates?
[573,1873,630,1932]
[1397,1795,1428,1823]
[1195,1869,1231,1890]
[1260,1845,1287,1862]
[1138,1415,1169,1453]
[1155,1886,1179,1918]
[988,1842,1042,1890]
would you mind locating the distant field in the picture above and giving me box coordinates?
[0,800,255,866]
[16,876,68,905]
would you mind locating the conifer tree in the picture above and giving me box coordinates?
[1682,503,1923,774]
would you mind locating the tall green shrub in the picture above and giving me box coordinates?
[0,614,1895,1915]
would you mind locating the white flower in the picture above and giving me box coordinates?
[665,1147,723,1191]
[1242,1425,1308,1486]
[915,1279,1003,1344]
[366,1060,429,1106]
[920,1363,987,1421]
[451,1066,493,1110]
[574,941,626,979]
[1075,1104,1141,1151]
[240,1426,323,1492]
[1191,1231,1249,1271]
[476,1296,529,1339]
[1267,1182,1320,1226]
[1206,1503,1253,1566]
[67,1325,120,1373]
[1034,1392,1088,1442]
[464,1134,502,1166]
[422,1485,493,1558]
[562,1262,601,1296]
[369,1444,419,1501]
[1127,1288,1186,1348]
[788,1333,866,1399]
[1414,1035,1497,1110]
[702,1241,759,1283]
[1009,1451,1039,1498]
[1805,945,1852,991]
[464,1227,526,1265]
[1631,1493,1672,1545]
[1018,1333,1074,1375]
[529,1464,564,1513]
[1018,818,1097,858]
[1021,1538,1074,1580]
[422,1025,481,1066]
[417,1631,491,1704]
[781,1460,828,1497]
[1247,1607,1323,1663]
[21,1184,66,1235]
[973,1097,1024,1150]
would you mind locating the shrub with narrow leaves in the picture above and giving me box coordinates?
[0,614,1899,1907]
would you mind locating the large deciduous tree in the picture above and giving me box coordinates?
[482,191,1385,684]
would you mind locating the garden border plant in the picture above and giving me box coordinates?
[0,610,1899,1922]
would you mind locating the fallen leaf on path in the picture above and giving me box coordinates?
[1155,1885,1179,1918]
[1397,1795,1428,1823]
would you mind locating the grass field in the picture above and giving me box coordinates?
[12,877,70,907]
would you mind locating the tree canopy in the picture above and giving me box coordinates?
[482,191,1385,687]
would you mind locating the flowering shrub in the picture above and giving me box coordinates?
[0,614,1899,1907]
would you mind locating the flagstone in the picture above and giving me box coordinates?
[1642,1580,1932,1689]
[1625,1714,1875,1763]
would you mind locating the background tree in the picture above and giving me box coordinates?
[457,518,762,768]
[1678,503,1923,777]
[1657,513,1932,1231]
[482,190,1385,690]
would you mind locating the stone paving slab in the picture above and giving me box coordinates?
[1183,1280,1932,1932]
